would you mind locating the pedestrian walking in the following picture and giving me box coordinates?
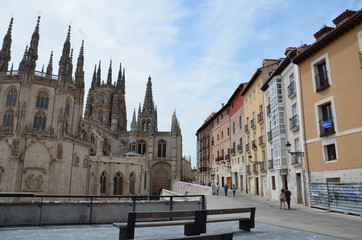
[232,184,236,197]
[223,184,228,196]
[215,183,220,195]
[279,188,286,209]
[285,188,292,209]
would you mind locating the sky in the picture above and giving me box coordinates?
[1,0,361,168]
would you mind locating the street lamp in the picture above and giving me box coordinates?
[285,141,304,157]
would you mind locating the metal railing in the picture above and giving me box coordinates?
[289,115,299,131]
[288,81,296,97]
[0,193,206,225]
[315,70,330,91]
[257,112,264,123]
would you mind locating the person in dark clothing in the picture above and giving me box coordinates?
[285,188,292,209]
[223,184,228,196]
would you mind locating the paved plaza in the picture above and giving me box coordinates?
[1,192,361,240]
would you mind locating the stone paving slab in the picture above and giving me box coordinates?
[0,221,344,240]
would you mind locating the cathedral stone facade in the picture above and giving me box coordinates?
[0,17,189,196]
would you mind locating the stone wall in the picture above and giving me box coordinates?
[171,180,212,195]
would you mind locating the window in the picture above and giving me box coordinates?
[33,111,47,130]
[36,91,49,109]
[100,93,106,104]
[138,140,147,155]
[98,110,104,122]
[227,128,229,136]
[312,54,332,92]
[6,88,17,107]
[288,73,296,97]
[100,171,107,194]
[319,102,335,136]
[113,172,123,195]
[158,140,166,158]
[239,116,242,129]
[325,144,337,161]
[3,109,14,128]
[232,122,235,134]
[271,176,276,190]
[65,98,71,117]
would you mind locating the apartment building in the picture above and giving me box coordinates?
[241,60,279,196]
[261,47,309,205]
[293,9,362,183]
[229,83,247,192]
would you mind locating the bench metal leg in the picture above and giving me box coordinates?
[184,224,201,236]
[119,228,127,240]
[239,219,251,231]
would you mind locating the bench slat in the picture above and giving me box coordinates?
[114,219,195,228]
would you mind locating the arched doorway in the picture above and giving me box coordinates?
[150,162,171,195]
[129,172,136,195]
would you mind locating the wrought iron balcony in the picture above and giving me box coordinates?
[257,112,264,124]
[252,140,257,149]
[231,148,235,155]
[268,159,274,169]
[258,136,265,147]
[237,144,243,153]
[245,124,249,133]
[289,115,299,131]
[260,161,267,172]
[266,104,271,115]
[267,130,272,142]
[287,81,296,98]
[315,70,330,92]
[245,143,250,152]
[251,119,256,129]
[253,162,259,173]
[246,165,251,173]
[291,154,303,165]
[319,117,335,137]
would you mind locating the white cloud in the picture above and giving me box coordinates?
[1,0,361,167]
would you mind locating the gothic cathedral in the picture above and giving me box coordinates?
[0,17,189,196]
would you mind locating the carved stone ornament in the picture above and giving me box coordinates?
[11,138,20,156]
[25,174,43,191]
[57,143,63,159]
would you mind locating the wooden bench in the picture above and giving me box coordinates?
[113,207,255,240]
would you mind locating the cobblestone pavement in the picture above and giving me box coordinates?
[1,191,361,240]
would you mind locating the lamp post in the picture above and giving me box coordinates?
[285,141,304,157]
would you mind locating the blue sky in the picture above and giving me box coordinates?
[1,0,361,167]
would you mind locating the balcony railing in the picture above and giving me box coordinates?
[258,136,265,146]
[225,154,230,160]
[245,143,250,152]
[251,119,256,129]
[268,159,274,169]
[252,140,257,149]
[291,155,303,165]
[289,115,299,131]
[231,148,235,155]
[288,81,296,97]
[266,104,271,115]
[319,117,335,137]
[246,165,251,173]
[245,124,249,133]
[315,70,330,92]
[253,162,259,173]
[237,144,243,153]
[267,130,272,142]
[260,161,267,172]
[257,112,264,124]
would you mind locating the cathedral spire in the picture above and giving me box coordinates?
[75,40,84,88]
[46,51,53,78]
[18,45,28,73]
[96,60,101,86]
[116,63,122,89]
[91,64,96,88]
[58,25,71,76]
[131,109,137,132]
[142,75,155,113]
[0,17,13,74]
[107,60,112,86]
[25,16,40,74]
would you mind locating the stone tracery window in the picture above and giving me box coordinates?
[113,172,123,195]
[158,140,166,158]
[138,140,147,155]
[36,91,49,109]
[100,171,107,194]
[33,111,47,130]
[3,109,14,128]
[6,88,17,107]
